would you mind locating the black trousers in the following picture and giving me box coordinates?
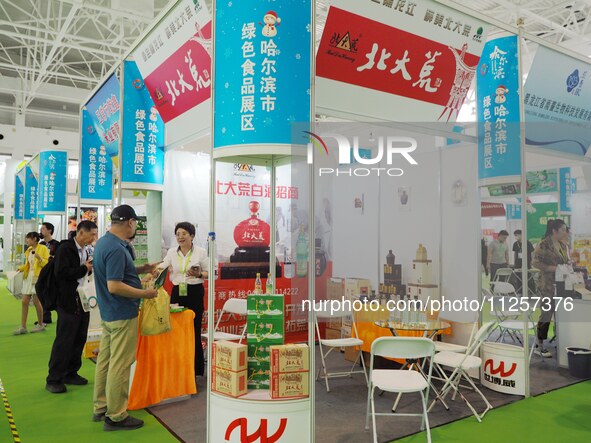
[171,284,205,376]
[47,307,90,384]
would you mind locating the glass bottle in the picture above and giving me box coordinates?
[254,273,262,294]
[265,273,273,295]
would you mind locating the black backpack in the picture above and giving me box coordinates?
[35,239,66,311]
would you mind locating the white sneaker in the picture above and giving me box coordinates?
[31,324,46,333]
[13,327,28,335]
[534,346,552,358]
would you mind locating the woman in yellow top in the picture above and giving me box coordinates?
[14,232,50,335]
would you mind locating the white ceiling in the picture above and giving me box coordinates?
[1,0,591,159]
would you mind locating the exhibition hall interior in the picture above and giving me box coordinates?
[1,1,591,442]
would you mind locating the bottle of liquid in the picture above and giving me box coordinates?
[266,273,273,294]
[296,226,308,277]
[254,273,262,294]
[386,249,395,265]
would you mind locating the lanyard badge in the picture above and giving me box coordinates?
[178,248,193,297]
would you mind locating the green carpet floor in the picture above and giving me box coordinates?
[392,379,591,442]
[0,278,179,443]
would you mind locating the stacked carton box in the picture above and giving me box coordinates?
[270,344,310,399]
[83,328,102,358]
[247,294,285,390]
[211,341,248,398]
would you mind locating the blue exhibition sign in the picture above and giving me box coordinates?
[525,46,591,156]
[85,74,121,158]
[559,167,572,213]
[477,35,521,185]
[24,165,38,220]
[121,61,165,189]
[38,151,67,214]
[14,172,24,220]
[506,203,522,221]
[81,109,113,202]
[213,0,311,149]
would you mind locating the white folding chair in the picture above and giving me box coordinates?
[201,298,247,343]
[315,302,368,392]
[493,267,513,282]
[433,318,478,354]
[365,337,436,443]
[428,321,497,422]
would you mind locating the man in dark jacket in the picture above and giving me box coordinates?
[46,220,98,393]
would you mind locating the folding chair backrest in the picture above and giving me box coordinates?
[371,337,435,361]
[494,268,513,281]
[314,301,353,319]
[223,298,247,315]
[468,321,496,355]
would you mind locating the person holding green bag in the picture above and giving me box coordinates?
[159,222,209,377]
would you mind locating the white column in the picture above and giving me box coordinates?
[2,156,23,270]
[146,190,163,262]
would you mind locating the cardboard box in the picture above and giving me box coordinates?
[406,284,439,302]
[270,344,309,373]
[247,318,285,342]
[247,361,270,390]
[325,327,342,341]
[247,294,284,318]
[270,371,310,399]
[248,342,272,364]
[345,278,371,301]
[212,367,247,398]
[326,278,344,300]
[212,341,247,372]
[344,345,362,363]
[328,316,342,330]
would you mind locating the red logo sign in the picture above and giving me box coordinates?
[317,7,480,122]
[225,418,288,443]
[484,359,517,377]
[143,22,212,123]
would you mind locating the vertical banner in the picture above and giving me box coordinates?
[506,203,522,221]
[214,0,311,150]
[81,110,113,203]
[133,0,211,124]
[14,171,25,220]
[477,35,521,186]
[38,151,67,214]
[121,61,165,190]
[25,165,38,220]
[85,74,122,160]
[560,167,573,213]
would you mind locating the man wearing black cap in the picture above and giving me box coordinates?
[91,205,158,431]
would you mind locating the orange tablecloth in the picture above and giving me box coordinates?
[129,310,197,409]
[356,321,452,353]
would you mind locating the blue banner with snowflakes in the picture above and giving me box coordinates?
[476,35,521,186]
[14,170,25,220]
[24,165,38,220]
[121,60,165,190]
[38,151,67,214]
[559,167,572,213]
[81,109,113,202]
[213,0,311,149]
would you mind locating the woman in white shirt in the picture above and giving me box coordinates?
[160,222,208,376]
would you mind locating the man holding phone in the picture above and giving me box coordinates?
[159,222,209,377]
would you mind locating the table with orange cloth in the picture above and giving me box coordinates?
[129,309,197,409]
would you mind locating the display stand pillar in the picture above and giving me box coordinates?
[2,157,21,270]
[146,190,163,262]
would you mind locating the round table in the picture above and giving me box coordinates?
[374,320,451,338]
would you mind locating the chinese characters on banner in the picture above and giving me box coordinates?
[477,36,521,187]
[25,166,38,220]
[133,0,211,123]
[121,61,165,190]
[524,46,591,156]
[316,0,489,122]
[81,109,113,202]
[38,151,67,214]
[14,172,25,220]
[85,74,121,158]
[560,168,572,213]
[214,0,311,148]
[216,181,298,199]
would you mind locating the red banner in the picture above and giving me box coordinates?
[316,7,479,117]
[143,23,211,123]
[481,202,506,217]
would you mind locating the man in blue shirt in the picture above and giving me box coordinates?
[91,205,158,431]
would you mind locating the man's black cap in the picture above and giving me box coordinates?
[111,204,138,221]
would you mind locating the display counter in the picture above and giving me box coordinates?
[129,309,197,409]
[556,298,591,368]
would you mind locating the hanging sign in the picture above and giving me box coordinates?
[524,46,591,157]
[133,0,211,124]
[526,169,558,194]
[560,168,573,213]
[477,35,521,186]
[316,0,490,122]
[38,151,67,214]
[121,61,165,190]
[81,109,113,202]
[527,202,559,244]
[85,74,121,159]
[506,204,522,221]
[213,0,312,150]
[14,171,25,220]
[24,165,38,220]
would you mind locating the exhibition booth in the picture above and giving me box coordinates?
[5,0,591,442]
